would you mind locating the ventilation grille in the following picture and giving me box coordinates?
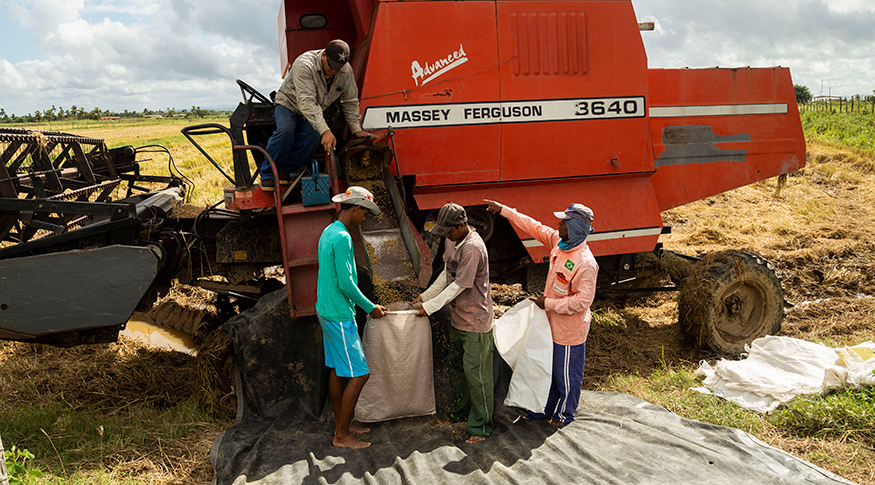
[509,11,587,76]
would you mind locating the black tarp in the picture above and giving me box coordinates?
[210,290,855,485]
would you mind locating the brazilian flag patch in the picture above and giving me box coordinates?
[564,259,575,271]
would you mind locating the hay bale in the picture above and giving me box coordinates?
[194,329,235,417]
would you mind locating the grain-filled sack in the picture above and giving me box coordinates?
[355,303,435,422]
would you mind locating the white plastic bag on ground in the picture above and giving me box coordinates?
[824,342,875,389]
[694,336,875,413]
[493,299,552,413]
[355,303,435,422]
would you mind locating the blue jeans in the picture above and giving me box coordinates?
[260,104,321,180]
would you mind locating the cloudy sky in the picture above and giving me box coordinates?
[1,0,873,116]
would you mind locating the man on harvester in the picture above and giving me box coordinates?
[260,39,371,191]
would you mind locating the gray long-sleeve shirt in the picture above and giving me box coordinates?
[274,49,363,135]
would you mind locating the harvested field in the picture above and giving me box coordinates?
[2,141,875,484]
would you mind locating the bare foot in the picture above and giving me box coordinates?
[349,423,370,434]
[436,419,452,425]
[465,435,486,444]
[333,434,371,449]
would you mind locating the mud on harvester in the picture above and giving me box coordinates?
[0,0,805,357]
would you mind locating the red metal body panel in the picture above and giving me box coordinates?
[413,174,663,260]
[223,186,275,211]
[280,206,336,315]
[360,1,503,186]
[496,1,654,180]
[277,0,806,263]
[648,67,805,212]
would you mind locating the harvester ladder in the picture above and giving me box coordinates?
[233,145,338,319]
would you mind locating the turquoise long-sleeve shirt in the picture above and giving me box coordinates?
[315,220,376,322]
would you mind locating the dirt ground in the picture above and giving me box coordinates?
[3,141,875,484]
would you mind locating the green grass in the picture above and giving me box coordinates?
[802,110,875,152]
[600,363,875,441]
[769,385,875,444]
[1,339,230,484]
[597,365,772,435]
[2,399,223,484]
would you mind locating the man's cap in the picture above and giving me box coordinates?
[325,39,351,73]
[430,203,467,237]
[553,203,594,226]
[332,186,379,215]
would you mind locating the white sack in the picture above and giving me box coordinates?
[493,299,553,413]
[824,342,875,389]
[355,305,436,422]
[694,336,875,413]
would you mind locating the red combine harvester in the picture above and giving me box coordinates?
[0,0,804,357]
[216,0,804,355]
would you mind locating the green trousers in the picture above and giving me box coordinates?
[446,326,495,438]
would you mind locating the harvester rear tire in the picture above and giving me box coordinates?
[678,251,783,357]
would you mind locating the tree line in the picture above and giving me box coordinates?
[795,85,875,105]
[6,90,866,122]
[0,105,231,123]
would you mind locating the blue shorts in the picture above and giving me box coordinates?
[317,313,369,378]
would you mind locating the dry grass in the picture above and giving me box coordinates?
[5,126,875,483]
[583,140,875,484]
[0,338,227,484]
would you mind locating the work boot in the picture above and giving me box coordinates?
[278,172,291,186]
[261,178,276,192]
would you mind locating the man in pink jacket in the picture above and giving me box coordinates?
[485,199,598,426]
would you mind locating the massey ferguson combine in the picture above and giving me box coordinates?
[0,0,804,357]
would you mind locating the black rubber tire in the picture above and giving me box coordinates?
[678,251,783,357]
[465,206,495,242]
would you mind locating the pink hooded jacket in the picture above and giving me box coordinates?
[501,206,599,346]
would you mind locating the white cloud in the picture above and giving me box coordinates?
[3,0,875,114]
[826,0,875,13]
[9,0,85,31]
[86,0,162,16]
[635,0,875,96]
[0,0,278,113]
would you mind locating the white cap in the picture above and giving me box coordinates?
[332,186,380,215]
[553,203,594,225]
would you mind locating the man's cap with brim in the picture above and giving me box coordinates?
[332,186,379,215]
[325,39,352,73]
[554,203,594,225]
[430,202,467,237]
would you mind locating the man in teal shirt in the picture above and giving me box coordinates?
[316,186,387,449]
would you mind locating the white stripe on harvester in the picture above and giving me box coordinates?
[585,227,662,242]
[649,103,788,118]
[522,227,662,248]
